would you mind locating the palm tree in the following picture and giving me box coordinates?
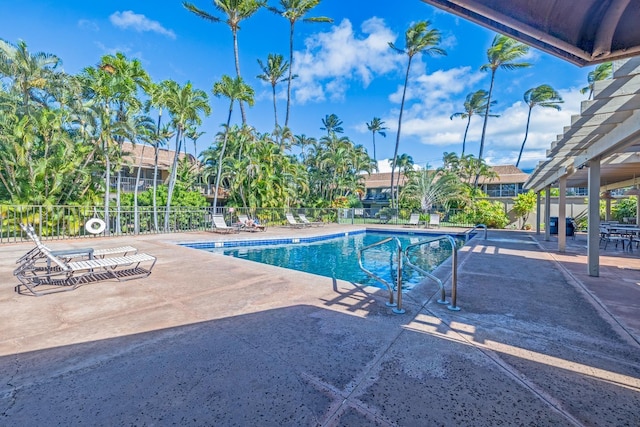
[211,75,255,210]
[183,0,263,125]
[402,167,463,213]
[366,117,387,163]
[257,53,293,130]
[268,0,332,127]
[516,84,563,167]
[476,35,531,186]
[388,21,445,208]
[580,62,612,100]
[163,81,211,231]
[450,90,497,156]
[320,113,343,136]
[393,153,414,204]
[0,38,61,112]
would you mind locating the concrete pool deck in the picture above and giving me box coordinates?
[0,225,639,425]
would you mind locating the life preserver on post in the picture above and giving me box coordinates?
[85,218,106,234]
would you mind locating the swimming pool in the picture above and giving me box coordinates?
[186,230,466,290]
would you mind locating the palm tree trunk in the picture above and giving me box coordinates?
[133,144,146,234]
[232,30,246,125]
[372,131,377,162]
[516,107,533,167]
[213,106,234,211]
[284,22,295,128]
[390,56,412,208]
[475,69,497,187]
[272,84,279,130]
[153,110,162,232]
[164,129,182,231]
[462,115,471,156]
[104,143,111,236]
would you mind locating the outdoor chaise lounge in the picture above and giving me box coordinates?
[285,213,306,228]
[403,213,421,228]
[428,213,440,228]
[211,214,240,234]
[237,214,266,232]
[14,228,156,296]
[298,214,324,227]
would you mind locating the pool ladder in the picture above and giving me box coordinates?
[357,235,462,314]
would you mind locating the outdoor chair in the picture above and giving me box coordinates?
[13,234,156,296]
[428,213,440,228]
[237,214,266,232]
[285,213,306,228]
[599,225,626,250]
[403,213,421,228]
[298,214,324,227]
[211,214,240,234]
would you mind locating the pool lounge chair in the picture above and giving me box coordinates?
[13,236,156,296]
[211,214,240,234]
[237,214,266,232]
[428,213,440,228]
[285,213,306,228]
[403,213,421,228]
[298,214,324,227]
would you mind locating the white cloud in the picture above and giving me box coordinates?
[78,19,99,32]
[110,11,176,39]
[292,18,402,104]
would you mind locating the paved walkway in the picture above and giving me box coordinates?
[0,226,638,426]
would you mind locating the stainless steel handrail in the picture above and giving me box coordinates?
[465,224,488,242]
[405,235,461,311]
[357,236,405,314]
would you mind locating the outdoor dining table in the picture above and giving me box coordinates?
[607,225,640,251]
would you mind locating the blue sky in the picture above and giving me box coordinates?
[2,0,595,171]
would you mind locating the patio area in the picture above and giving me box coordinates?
[0,225,638,425]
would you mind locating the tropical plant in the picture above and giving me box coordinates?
[476,35,531,186]
[268,0,332,127]
[516,84,563,167]
[162,80,211,231]
[388,21,445,207]
[450,89,497,156]
[512,190,537,229]
[257,53,293,130]
[211,75,255,209]
[320,113,343,135]
[183,0,264,124]
[366,117,387,162]
[580,62,612,100]
[401,167,463,213]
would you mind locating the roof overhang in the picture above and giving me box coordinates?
[421,0,640,66]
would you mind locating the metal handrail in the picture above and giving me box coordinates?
[405,235,460,311]
[465,224,488,241]
[357,236,405,314]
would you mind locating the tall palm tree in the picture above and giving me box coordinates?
[320,113,343,136]
[163,81,211,231]
[183,0,263,125]
[476,35,531,186]
[388,21,445,208]
[257,53,293,130]
[580,61,612,100]
[268,0,332,127]
[393,153,414,204]
[450,90,497,156]
[0,38,61,112]
[366,117,387,163]
[516,84,563,167]
[211,75,255,210]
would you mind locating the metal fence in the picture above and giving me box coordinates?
[0,205,473,243]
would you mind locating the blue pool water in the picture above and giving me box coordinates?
[191,231,465,290]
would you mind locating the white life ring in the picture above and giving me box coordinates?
[85,218,106,234]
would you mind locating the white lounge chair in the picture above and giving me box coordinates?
[285,213,306,228]
[404,213,421,227]
[237,214,266,232]
[298,214,323,227]
[428,213,440,228]
[211,214,240,234]
[13,232,156,296]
